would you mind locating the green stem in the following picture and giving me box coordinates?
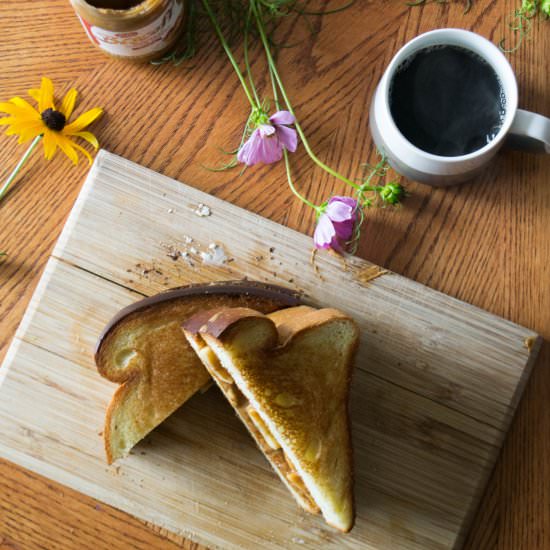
[251,1,360,191]
[267,60,319,211]
[244,6,262,107]
[0,135,42,202]
[283,149,319,211]
[201,0,259,109]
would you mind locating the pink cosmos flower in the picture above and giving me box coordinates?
[237,110,298,166]
[314,196,359,251]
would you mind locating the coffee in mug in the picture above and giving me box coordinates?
[389,45,506,157]
[369,29,550,186]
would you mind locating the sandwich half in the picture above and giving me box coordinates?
[95,281,300,464]
[182,305,358,532]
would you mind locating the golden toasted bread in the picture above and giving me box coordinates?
[182,305,358,532]
[95,281,300,464]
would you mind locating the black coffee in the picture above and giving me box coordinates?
[389,45,506,157]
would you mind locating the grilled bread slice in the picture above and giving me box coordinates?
[95,281,300,464]
[183,305,358,532]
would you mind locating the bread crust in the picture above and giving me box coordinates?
[96,281,301,464]
[96,281,300,372]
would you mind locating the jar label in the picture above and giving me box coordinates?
[78,1,184,58]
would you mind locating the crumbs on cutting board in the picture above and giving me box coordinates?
[125,238,235,286]
[248,246,302,290]
[193,203,211,217]
[161,239,233,267]
[201,243,228,266]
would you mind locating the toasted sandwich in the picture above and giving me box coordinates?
[95,281,300,464]
[182,305,358,532]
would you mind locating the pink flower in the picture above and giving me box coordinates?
[237,110,298,166]
[314,196,359,251]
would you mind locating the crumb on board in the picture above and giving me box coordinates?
[194,203,211,217]
[354,266,389,285]
[200,244,228,266]
[523,336,536,353]
[310,248,325,281]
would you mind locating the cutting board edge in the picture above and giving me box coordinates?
[0,440,232,550]
[92,150,542,343]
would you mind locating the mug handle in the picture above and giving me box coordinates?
[505,109,550,153]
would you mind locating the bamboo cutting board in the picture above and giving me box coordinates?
[0,151,541,550]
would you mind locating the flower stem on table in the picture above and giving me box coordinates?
[200,0,259,110]
[251,1,361,192]
[0,135,42,201]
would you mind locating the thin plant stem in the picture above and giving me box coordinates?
[0,135,42,202]
[244,6,262,107]
[201,0,259,109]
[282,149,319,211]
[267,62,319,211]
[251,1,360,191]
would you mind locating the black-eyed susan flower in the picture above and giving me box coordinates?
[0,77,102,201]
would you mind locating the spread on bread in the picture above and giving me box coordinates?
[189,331,320,513]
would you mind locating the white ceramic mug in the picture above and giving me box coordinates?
[369,29,550,186]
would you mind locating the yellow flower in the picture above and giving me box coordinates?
[0,77,103,165]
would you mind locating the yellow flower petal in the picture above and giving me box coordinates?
[15,123,44,143]
[38,77,55,112]
[5,119,43,135]
[0,113,41,128]
[0,102,20,116]
[63,107,103,134]
[1,97,40,118]
[56,136,79,165]
[73,130,99,150]
[42,130,58,160]
[60,88,78,119]
[70,141,93,165]
[28,88,41,104]
[4,79,102,155]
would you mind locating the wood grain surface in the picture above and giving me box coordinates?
[0,1,548,549]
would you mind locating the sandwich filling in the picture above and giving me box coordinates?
[194,340,319,514]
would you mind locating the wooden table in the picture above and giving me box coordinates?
[0,1,548,548]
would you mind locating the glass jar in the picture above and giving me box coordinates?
[70,0,187,62]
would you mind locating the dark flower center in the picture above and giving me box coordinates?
[41,108,66,131]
